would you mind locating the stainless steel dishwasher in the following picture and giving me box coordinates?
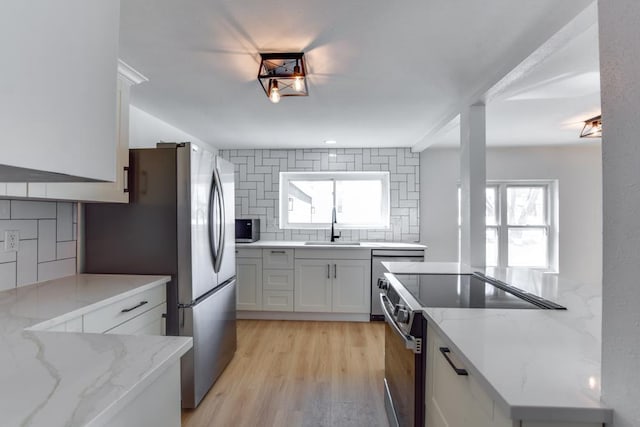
[371,249,425,320]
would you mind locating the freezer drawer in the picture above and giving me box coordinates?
[180,279,237,408]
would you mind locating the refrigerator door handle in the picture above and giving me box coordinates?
[213,166,225,273]
[208,169,219,271]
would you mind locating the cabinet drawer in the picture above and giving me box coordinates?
[263,269,294,291]
[263,249,294,269]
[294,248,371,260]
[105,303,166,336]
[263,291,294,312]
[84,285,166,333]
[236,248,262,258]
[429,327,496,427]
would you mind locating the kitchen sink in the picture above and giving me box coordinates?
[304,241,361,246]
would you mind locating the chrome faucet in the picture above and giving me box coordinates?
[330,207,341,242]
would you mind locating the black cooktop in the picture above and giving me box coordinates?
[391,273,565,310]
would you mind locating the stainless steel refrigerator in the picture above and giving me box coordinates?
[84,142,236,409]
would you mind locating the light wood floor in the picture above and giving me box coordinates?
[182,320,389,427]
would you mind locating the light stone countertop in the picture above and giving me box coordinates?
[383,262,612,423]
[0,274,193,427]
[237,240,427,250]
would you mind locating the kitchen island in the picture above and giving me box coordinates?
[0,274,192,427]
[383,262,612,425]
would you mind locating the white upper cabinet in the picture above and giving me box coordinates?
[38,62,148,202]
[0,0,120,182]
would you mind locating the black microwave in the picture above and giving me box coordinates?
[235,219,260,243]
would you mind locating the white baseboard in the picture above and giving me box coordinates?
[237,311,370,322]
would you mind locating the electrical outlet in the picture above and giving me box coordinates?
[4,230,19,252]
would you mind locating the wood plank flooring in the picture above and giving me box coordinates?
[182,320,389,427]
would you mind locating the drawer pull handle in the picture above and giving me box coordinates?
[439,347,468,376]
[121,300,149,313]
[271,250,286,254]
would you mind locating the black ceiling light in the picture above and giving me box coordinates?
[580,115,602,138]
[258,52,308,103]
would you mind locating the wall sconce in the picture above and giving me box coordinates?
[580,115,602,138]
[258,52,308,103]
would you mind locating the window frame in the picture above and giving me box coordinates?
[458,180,558,271]
[279,171,391,230]
[492,181,556,270]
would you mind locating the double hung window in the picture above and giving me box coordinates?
[461,182,556,269]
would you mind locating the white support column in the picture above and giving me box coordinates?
[459,104,486,268]
[599,0,640,425]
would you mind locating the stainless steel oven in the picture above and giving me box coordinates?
[379,275,426,427]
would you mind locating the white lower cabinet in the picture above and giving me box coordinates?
[263,290,294,311]
[102,360,181,427]
[236,255,263,310]
[332,260,370,313]
[83,285,166,334]
[294,258,370,314]
[426,324,602,427]
[294,259,333,312]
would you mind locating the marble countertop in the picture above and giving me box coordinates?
[384,263,612,424]
[0,274,193,427]
[237,240,427,250]
[382,261,473,274]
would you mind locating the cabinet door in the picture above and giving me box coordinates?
[426,324,511,427]
[237,258,263,310]
[38,75,132,202]
[1,0,119,182]
[294,259,332,312]
[332,259,371,313]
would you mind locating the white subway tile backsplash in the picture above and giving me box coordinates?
[17,240,37,287]
[0,200,9,219]
[56,202,73,241]
[56,241,77,260]
[11,200,57,219]
[6,183,27,197]
[0,251,17,263]
[38,220,56,262]
[0,262,17,291]
[220,147,420,242]
[38,258,76,282]
[0,198,78,290]
[0,220,38,240]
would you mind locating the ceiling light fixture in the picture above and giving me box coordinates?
[324,140,337,145]
[580,115,602,138]
[258,52,308,103]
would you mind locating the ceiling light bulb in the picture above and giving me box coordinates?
[269,80,280,103]
[293,76,304,92]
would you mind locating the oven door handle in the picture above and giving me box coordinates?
[380,294,421,354]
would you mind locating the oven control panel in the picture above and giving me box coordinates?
[379,277,418,335]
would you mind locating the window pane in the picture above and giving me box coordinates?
[486,187,498,225]
[508,228,548,267]
[486,227,498,267]
[507,186,546,225]
[288,180,333,224]
[335,180,383,225]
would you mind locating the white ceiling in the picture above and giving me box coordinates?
[431,19,601,147]
[119,0,595,150]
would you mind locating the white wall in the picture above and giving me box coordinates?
[420,144,602,287]
[129,106,217,154]
[599,0,640,425]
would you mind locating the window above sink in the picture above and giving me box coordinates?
[279,171,390,230]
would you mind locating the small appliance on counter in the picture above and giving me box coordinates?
[235,218,260,242]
